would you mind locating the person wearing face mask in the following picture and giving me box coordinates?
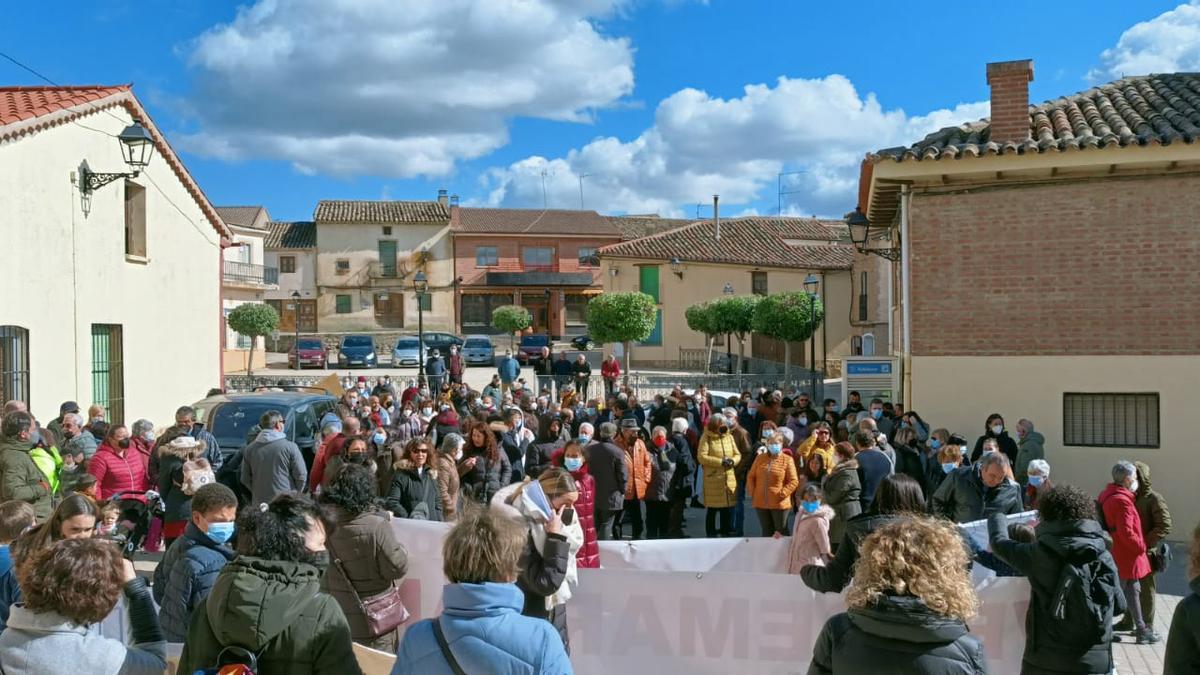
[823,442,862,552]
[89,424,150,502]
[321,438,377,493]
[241,410,308,508]
[1099,460,1160,645]
[970,413,1018,467]
[1013,418,1045,486]
[1023,459,1053,510]
[697,414,740,538]
[435,433,464,522]
[788,484,834,572]
[552,439,599,567]
[179,495,363,675]
[500,409,534,484]
[932,450,1022,524]
[0,412,54,520]
[386,439,443,521]
[153,483,239,642]
[643,427,677,540]
[746,429,800,538]
[929,443,964,508]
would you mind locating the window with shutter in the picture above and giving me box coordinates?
[1062,393,1159,448]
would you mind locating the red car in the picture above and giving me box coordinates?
[288,337,327,369]
[517,333,551,364]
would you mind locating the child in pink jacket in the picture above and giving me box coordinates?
[788,484,834,574]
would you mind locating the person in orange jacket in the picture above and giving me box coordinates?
[615,417,651,540]
[746,430,800,537]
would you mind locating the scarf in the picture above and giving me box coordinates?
[509,484,583,610]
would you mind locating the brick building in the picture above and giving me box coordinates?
[451,208,623,338]
[859,59,1200,535]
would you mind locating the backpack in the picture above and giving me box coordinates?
[180,457,215,496]
[1047,553,1115,646]
[197,645,265,675]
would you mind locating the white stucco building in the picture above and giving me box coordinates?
[0,85,232,424]
[215,206,277,372]
[264,220,318,335]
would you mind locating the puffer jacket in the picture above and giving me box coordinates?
[1133,461,1172,549]
[1098,482,1151,580]
[932,465,1022,524]
[386,461,444,521]
[0,437,52,520]
[796,435,836,474]
[619,436,652,500]
[989,514,1123,675]
[802,513,902,594]
[551,449,599,569]
[457,445,510,504]
[822,459,862,548]
[321,506,410,641]
[88,441,150,501]
[435,454,461,522]
[697,431,740,508]
[644,441,676,502]
[808,595,988,675]
[788,504,834,573]
[178,557,362,675]
[746,451,800,511]
[1014,430,1045,483]
[1165,576,1200,675]
[151,522,236,642]
[666,433,695,500]
[392,582,571,674]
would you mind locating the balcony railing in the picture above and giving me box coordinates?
[223,260,279,286]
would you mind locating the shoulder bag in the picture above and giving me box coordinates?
[328,538,410,637]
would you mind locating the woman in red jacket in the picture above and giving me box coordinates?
[552,440,598,568]
[600,355,621,398]
[88,424,150,501]
[1099,460,1158,644]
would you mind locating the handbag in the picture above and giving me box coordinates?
[1148,541,1173,574]
[329,540,410,637]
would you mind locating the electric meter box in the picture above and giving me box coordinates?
[841,356,900,405]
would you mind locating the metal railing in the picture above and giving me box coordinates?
[225,374,331,393]
[627,370,824,401]
[223,260,279,286]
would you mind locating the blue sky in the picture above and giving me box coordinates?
[2,0,1195,221]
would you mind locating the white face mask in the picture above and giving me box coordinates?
[422,407,432,416]
[1128,479,1139,493]
[991,424,1004,436]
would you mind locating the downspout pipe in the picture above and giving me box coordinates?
[900,185,912,407]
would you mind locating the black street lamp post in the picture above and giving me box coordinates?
[804,274,820,400]
[414,271,428,383]
[291,290,301,371]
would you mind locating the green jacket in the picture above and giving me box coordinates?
[0,437,53,520]
[1134,461,1172,548]
[177,556,362,675]
[1015,430,1045,483]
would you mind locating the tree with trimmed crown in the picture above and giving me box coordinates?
[708,294,761,375]
[491,305,532,351]
[750,291,824,380]
[226,303,280,377]
[586,292,657,383]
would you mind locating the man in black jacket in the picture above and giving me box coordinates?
[933,451,1022,523]
[989,484,1125,675]
[585,422,627,541]
[852,430,892,512]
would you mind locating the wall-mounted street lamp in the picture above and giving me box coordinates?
[669,257,686,279]
[80,122,156,195]
[845,207,900,262]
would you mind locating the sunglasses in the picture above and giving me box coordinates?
[412,448,430,454]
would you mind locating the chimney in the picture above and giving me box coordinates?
[449,194,460,207]
[437,189,449,205]
[713,194,720,242]
[986,59,1034,144]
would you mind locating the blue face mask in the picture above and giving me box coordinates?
[930,439,942,450]
[578,434,591,444]
[564,457,583,472]
[801,501,820,514]
[372,432,386,445]
[767,444,782,456]
[207,521,236,545]
[871,409,883,419]
[761,430,772,439]
[941,462,957,474]
[1028,475,1044,487]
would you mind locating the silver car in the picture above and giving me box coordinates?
[391,336,427,366]
[462,335,496,366]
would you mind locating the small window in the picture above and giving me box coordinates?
[418,292,432,312]
[522,247,554,270]
[851,335,863,356]
[335,295,352,314]
[91,324,124,424]
[751,271,768,296]
[335,259,350,275]
[124,181,146,258]
[382,226,393,235]
[279,256,296,274]
[0,326,30,407]
[476,246,498,267]
[858,271,868,322]
[1063,393,1160,448]
[861,333,875,356]
[578,247,598,266]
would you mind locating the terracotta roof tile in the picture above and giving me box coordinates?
[598,216,852,270]
[314,200,449,223]
[873,73,1200,162]
[265,221,316,249]
[0,85,130,126]
[604,215,694,240]
[455,208,621,235]
[215,206,268,230]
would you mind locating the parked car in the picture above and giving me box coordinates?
[287,337,327,369]
[570,334,596,351]
[462,335,496,366]
[422,331,464,353]
[337,334,378,368]
[516,333,551,364]
[391,335,427,366]
[192,391,337,469]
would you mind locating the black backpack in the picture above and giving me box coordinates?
[1047,554,1115,646]
[198,645,264,674]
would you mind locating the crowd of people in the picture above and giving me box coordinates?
[0,353,1196,674]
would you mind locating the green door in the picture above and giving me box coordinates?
[378,240,398,277]
[638,265,660,303]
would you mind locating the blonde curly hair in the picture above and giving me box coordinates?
[847,516,979,622]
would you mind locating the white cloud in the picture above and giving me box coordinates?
[483,75,987,218]
[1091,1,1200,80]
[179,0,635,177]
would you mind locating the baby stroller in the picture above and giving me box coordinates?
[106,490,167,560]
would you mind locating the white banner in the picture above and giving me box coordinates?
[390,520,1031,674]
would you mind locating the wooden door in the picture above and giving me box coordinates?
[298,300,318,332]
[373,293,404,328]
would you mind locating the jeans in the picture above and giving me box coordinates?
[645,501,670,539]
[595,508,619,541]
[1121,577,1147,632]
[731,482,747,536]
[617,499,644,539]
[575,377,589,399]
[705,507,732,537]
[667,497,688,537]
[756,508,788,537]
